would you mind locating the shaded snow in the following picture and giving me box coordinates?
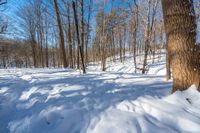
[87,85,200,133]
[0,53,200,133]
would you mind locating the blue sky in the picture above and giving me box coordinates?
[0,0,27,38]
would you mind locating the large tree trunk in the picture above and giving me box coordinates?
[161,0,200,92]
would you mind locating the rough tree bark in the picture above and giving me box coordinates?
[166,39,171,81]
[161,0,200,92]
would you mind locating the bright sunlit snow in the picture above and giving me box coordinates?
[0,54,200,133]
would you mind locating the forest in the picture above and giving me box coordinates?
[0,0,200,133]
[0,0,171,71]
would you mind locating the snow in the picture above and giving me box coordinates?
[0,53,200,133]
[88,85,200,133]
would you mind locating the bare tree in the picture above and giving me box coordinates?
[85,0,92,65]
[66,2,73,68]
[52,0,68,68]
[142,0,151,74]
[72,1,86,73]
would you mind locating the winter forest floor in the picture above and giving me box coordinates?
[1,53,200,133]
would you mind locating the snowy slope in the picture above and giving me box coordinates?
[0,53,200,133]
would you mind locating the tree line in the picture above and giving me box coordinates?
[0,0,165,72]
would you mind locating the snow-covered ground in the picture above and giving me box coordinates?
[0,53,200,133]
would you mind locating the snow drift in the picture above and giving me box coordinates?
[87,85,200,133]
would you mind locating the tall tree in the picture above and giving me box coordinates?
[101,0,107,71]
[17,3,37,67]
[133,0,139,73]
[161,0,200,92]
[142,0,151,74]
[72,1,86,73]
[67,2,73,68]
[52,0,68,68]
[85,0,92,65]
[81,0,85,66]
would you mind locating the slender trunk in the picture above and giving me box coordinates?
[45,37,48,67]
[142,0,151,74]
[81,0,85,67]
[85,0,92,65]
[151,0,158,64]
[67,3,73,68]
[72,1,86,73]
[133,0,138,73]
[152,28,156,64]
[53,47,56,67]
[119,27,123,63]
[40,27,44,68]
[123,27,126,62]
[31,35,36,67]
[101,0,106,71]
[52,0,68,68]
